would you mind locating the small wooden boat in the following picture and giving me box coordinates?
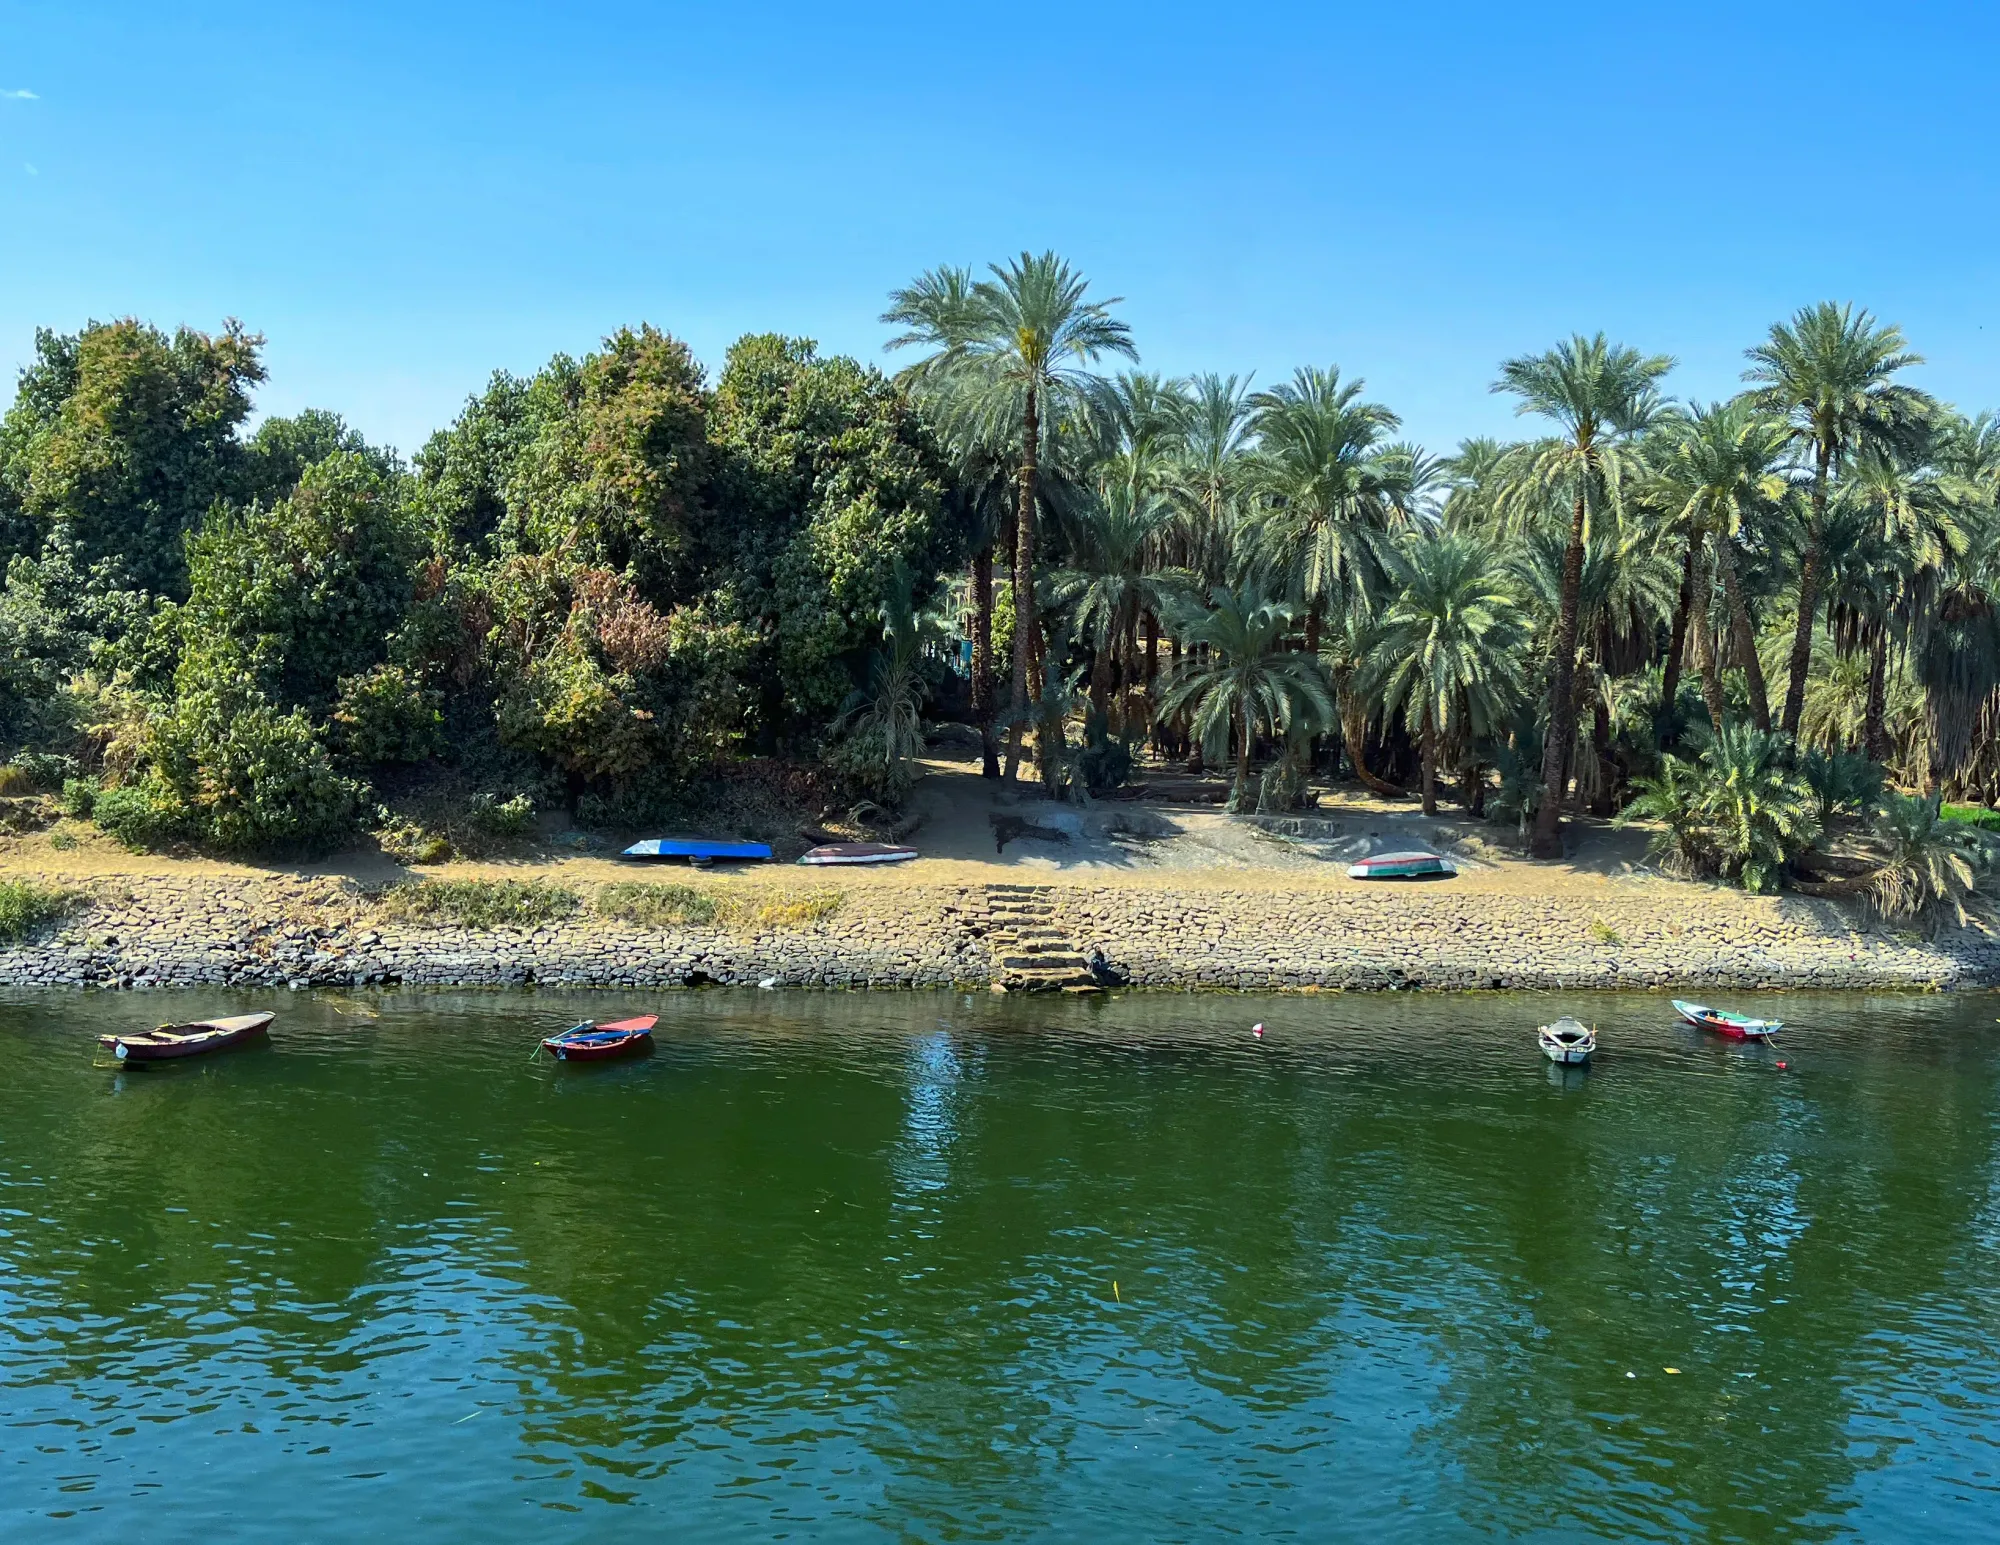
[1537,1016,1596,1064]
[541,1015,657,1062]
[99,1012,275,1064]
[622,839,772,865]
[1346,850,1457,880]
[797,843,918,867]
[1673,1000,1782,1040]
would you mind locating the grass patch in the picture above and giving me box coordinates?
[593,882,843,932]
[1587,919,1623,946]
[596,882,722,927]
[0,878,82,942]
[376,879,580,929]
[1941,803,2000,833]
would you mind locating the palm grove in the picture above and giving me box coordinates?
[2,256,1997,920]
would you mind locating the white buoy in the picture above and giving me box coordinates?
[1252,1023,1264,1039]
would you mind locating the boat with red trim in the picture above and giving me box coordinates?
[1672,1000,1782,1040]
[541,1016,658,1062]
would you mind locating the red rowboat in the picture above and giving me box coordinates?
[541,1016,657,1062]
[1672,999,1783,1040]
[99,1012,275,1064]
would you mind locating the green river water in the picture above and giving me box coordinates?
[2,986,1998,1541]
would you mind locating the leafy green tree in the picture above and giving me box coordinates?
[411,371,541,555]
[1160,586,1333,809]
[1867,790,1994,929]
[1744,303,1930,734]
[0,319,265,594]
[1048,481,1190,729]
[180,451,420,711]
[883,252,1136,781]
[1620,724,1819,892]
[239,409,400,507]
[1366,530,1528,815]
[1494,334,1673,856]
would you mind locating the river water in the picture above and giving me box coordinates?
[2,987,1997,1541]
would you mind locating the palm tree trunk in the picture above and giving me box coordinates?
[1530,483,1589,858]
[1236,695,1254,809]
[1695,613,1728,732]
[1714,536,1771,732]
[1339,691,1403,797]
[1143,610,1159,749]
[1779,444,1833,735]
[1863,628,1891,762]
[1660,527,1701,741]
[1590,698,1614,815]
[971,542,999,779]
[1003,384,1039,783]
[1420,703,1438,816]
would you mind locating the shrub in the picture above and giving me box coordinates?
[1868,791,1996,931]
[332,664,444,765]
[467,792,535,837]
[0,764,32,796]
[0,879,81,941]
[1617,724,1819,892]
[595,882,722,927]
[6,751,78,792]
[377,818,453,865]
[1798,749,1885,823]
[92,776,198,850]
[376,879,580,929]
[60,777,100,818]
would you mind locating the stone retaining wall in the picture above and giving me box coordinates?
[2,873,1997,993]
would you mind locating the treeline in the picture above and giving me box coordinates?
[3,254,2000,924]
[0,322,973,852]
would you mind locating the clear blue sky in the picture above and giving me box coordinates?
[4,1,1998,459]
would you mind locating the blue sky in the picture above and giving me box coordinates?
[3,1,1998,459]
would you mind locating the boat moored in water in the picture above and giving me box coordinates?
[1673,999,1783,1040]
[1537,1016,1596,1064]
[542,1016,658,1062]
[1346,851,1457,880]
[99,1012,275,1064]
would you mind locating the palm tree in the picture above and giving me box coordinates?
[1246,367,1409,649]
[883,252,1136,781]
[1365,529,1528,815]
[1048,481,1190,729]
[1743,302,1929,735]
[1159,586,1333,810]
[1493,334,1673,857]
[1649,399,1792,732]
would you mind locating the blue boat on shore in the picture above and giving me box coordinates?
[621,838,773,865]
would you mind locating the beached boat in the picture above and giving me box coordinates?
[798,843,918,867]
[1537,1016,1596,1064]
[99,1012,275,1064]
[1672,1000,1782,1039]
[1346,851,1457,880]
[541,1016,658,1062]
[622,839,772,865]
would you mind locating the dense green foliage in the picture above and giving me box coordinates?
[3,271,1998,926]
[376,879,581,929]
[0,878,78,941]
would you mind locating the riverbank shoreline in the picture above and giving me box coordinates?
[4,868,1997,994]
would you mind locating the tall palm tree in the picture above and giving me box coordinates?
[1494,334,1673,857]
[1743,302,1929,735]
[1365,529,1529,815]
[1649,399,1792,732]
[1159,586,1333,810]
[1246,367,1409,649]
[1048,481,1190,728]
[883,252,1136,781]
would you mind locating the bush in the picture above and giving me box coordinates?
[595,882,722,927]
[1618,724,1820,892]
[0,764,31,796]
[60,777,100,818]
[1869,792,1996,931]
[5,751,78,792]
[467,792,535,837]
[376,879,579,928]
[0,878,81,941]
[332,664,444,765]
[92,776,198,850]
[377,818,453,865]
[1798,749,1885,823]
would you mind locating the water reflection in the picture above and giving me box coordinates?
[0,988,1997,1539]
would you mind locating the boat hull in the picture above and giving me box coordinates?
[1671,999,1781,1040]
[1537,1019,1596,1064]
[798,843,918,866]
[622,840,772,864]
[542,1016,658,1062]
[1347,851,1456,880]
[100,1012,275,1063]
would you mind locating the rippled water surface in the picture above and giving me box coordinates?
[3,986,1999,1540]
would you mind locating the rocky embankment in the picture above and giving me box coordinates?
[2,872,1998,994]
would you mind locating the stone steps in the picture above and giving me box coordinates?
[981,884,1100,991]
